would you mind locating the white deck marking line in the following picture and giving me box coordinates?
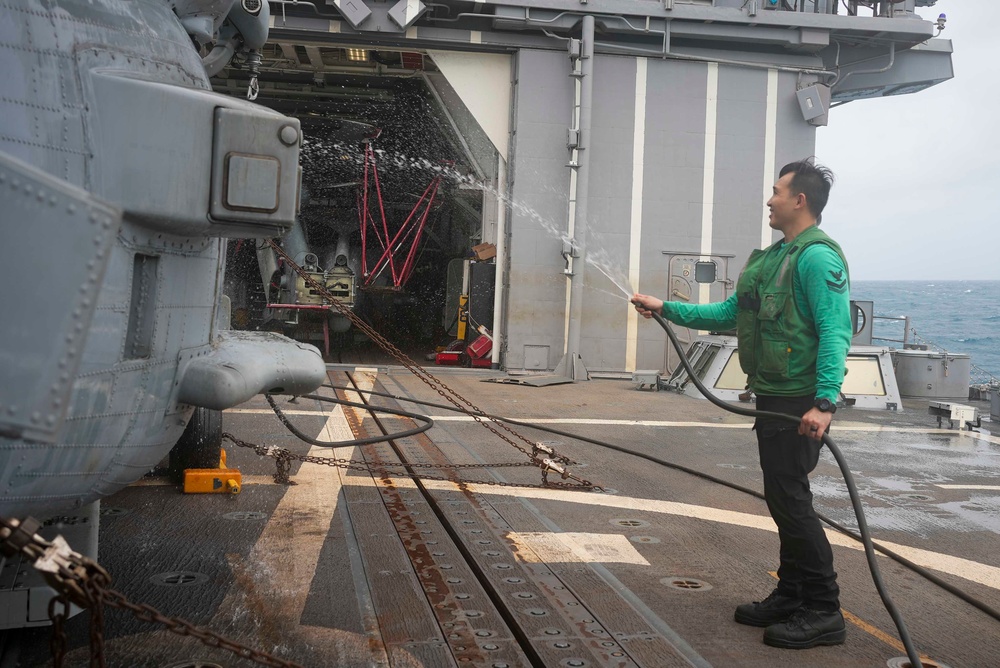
[228,407,1000,446]
[935,484,1000,491]
[228,411,742,428]
[423,415,1000,444]
[214,410,349,634]
[394,480,1000,592]
[831,423,1000,446]
[211,372,390,662]
[227,408,334,416]
[427,415,751,427]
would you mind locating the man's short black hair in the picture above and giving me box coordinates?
[779,158,835,222]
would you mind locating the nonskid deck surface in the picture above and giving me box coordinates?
[14,367,1000,667]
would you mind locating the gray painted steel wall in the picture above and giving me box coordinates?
[583,54,639,372]
[635,58,713,374]
[506,49,574,371]
[507,50,819,374]
[261,7,948,376]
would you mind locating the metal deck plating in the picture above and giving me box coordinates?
[9,366,999,667]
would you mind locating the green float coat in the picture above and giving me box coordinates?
[735,226,850,398]
[661,225,851,401]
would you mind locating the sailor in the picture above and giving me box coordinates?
[632,158,851,650]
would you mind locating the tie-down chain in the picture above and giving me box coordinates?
[264,239,597,490]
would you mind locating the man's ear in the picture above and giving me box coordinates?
[794,192,808,210]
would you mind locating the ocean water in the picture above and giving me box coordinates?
[851,281,1000,384]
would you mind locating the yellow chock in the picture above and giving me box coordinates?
[183,450,241,494]
[183,468,242,494]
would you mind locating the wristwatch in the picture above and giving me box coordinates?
[814,398,837,414]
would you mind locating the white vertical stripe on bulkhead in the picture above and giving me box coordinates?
[699,63,718,306]
[625,58,647,372]
[762,68,779,249]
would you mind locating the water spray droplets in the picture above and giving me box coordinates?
[585,244,634,300]
[303,142,637,300]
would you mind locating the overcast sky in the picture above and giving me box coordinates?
[815,0,1000,281]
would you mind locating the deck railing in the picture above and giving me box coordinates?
[872,314,999,386]
[871,314,911,347]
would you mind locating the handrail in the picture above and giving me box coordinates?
[870,314,999,385]
[870,314,911,347]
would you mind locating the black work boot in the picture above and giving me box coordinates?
[763,608,847,649]
[734,589,803,627]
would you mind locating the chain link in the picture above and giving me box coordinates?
[222,432,591,491]
[275,450,293,485]
[87,578,107,668]
[48,595,69,667]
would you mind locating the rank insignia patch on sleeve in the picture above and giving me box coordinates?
[825,270,847,293]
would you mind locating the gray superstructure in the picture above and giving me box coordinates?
[239,0,952,376]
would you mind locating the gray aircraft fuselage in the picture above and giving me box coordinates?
[0,0,326,520]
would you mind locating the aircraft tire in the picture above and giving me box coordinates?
[168,406,223,483]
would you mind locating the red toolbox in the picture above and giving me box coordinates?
[466,334,493,359]
[435,350,462,365]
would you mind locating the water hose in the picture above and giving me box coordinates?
[265,393,433,446]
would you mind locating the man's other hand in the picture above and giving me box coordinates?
[799,407,833,440]
[631,294,664,319]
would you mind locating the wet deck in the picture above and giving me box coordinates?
[11,366,1000,667]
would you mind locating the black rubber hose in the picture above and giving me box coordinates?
[264,393,433,447]
[646,310,923,668]
[322,382,1000,627]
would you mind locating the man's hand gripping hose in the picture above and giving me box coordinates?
[646,308,924,668]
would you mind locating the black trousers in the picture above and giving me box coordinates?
[754,394,840,612]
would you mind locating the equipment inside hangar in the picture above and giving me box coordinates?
[216,44,502,364]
